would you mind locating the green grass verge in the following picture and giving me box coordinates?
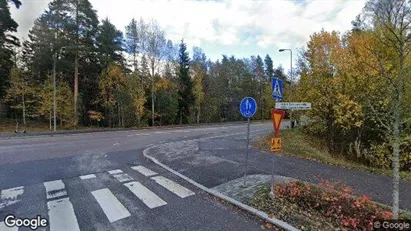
[251,128,411,180]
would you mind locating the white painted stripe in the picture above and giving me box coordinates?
[124,181,167,209]
[91,188,131,223]
[1,186,24,200]
[108,169,123,175]
[0,221,18,231]
[151,176,195,198]
[47,198,80,231]
[79,174,96,180]
[44,180,67,199]
[131,166,157,177]
[112,173,133,183]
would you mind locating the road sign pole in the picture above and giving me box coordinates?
[243,117,251,187]
[270,157,275,197]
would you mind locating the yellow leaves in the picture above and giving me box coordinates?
[155,78,170,91]
[99,62,126,108]
[333,94,364,130]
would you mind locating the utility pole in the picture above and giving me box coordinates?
[279,48,294,128]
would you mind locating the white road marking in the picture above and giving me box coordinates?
[131,166,157,177]
[1,186,24,200]
[112,173,133,183]
[108,169,123,175]
[91,188,131,223]
[151,176,195,198]
[0,221,18,231]
[124,181,167,209]
[44,180,67,199]
[47,198,80,231]
[0,186,24,209]
[79,174,96,180]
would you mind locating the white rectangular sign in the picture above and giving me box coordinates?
[275,102,312,110]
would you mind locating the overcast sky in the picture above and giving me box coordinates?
[10,0,367,73]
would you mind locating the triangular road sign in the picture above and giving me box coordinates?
[272,109,285,136]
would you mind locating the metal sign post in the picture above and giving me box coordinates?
[239,97,257,187]
[244,117,251,187]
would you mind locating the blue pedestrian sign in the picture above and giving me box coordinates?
[272,77,283,101]
[240,97,257,118]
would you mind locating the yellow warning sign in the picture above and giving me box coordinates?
[271,138,281,152]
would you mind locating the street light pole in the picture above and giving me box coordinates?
[279,48,294,128]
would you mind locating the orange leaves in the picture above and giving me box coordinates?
[88,110,104,122]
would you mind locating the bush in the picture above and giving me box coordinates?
[275,181,392,230]
[366,140,411,171]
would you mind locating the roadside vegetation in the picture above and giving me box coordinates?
[252,129,411,180]
[250,181,411,231]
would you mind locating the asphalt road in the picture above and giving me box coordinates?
[0,122,275,231]
[147,128,411,211]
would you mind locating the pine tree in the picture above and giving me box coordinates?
[125,18,139,72]
[96,18,125,69]
[264,54,274,79]
[177,40,195,124]
[23,0,100,126]
[0,0,21,99]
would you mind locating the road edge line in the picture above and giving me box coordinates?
[142,145,300,231]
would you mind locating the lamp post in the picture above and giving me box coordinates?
[279,48,295,128]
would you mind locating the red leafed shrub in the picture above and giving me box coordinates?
[274,181,392,230]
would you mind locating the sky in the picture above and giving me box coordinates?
[9,0,367,74]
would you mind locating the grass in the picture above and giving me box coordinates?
[251,127,411,180]
[0,119,94,134]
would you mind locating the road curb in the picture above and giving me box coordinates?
[142,143,300,231]
[0,120,271,140]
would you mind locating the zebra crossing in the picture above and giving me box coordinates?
[0,165,195,231]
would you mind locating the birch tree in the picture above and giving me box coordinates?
[362,0,411,218]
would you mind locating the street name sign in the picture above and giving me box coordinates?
[275,102,312,110]
[272,77,283,101]
[240,97,257,118]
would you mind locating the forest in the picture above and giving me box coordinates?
[0,0,289,130]
[2,0,411,180]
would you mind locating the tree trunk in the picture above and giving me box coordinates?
[197,106,200,124]
[118,103,121,127]
[73,0,79,127]
[49,111,52,130]
[121,106,124,127]
[22,91,26,126]
[151,66,155,126]
[392,107,401,219]
[180,109,182,125]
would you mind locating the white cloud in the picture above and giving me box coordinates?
[10,0,367,70]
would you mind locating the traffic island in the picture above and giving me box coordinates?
[143,140,300,231]
[250,180,411,231]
